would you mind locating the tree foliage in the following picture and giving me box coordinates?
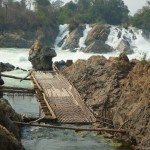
[132,1,150,31]
[0,0,59,46]
[57,0,129,25]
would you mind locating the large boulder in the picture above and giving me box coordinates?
[28,40,57,70]
[84,40,114,53]
[62,25,85,51]
[117,39,134,54]
[85,23,110,45]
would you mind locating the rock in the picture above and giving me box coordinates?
[0,125,23,150]
[0,62,15,72]
[117,39,134,54]
[62,55,150,148]
[113,63,150,148]
[0,76,4,98]
[119,53,129,63]
[57,35,67,47]
[54,60,66,71]
[0,98,23,150]
[84,40,114,53]
[28,40,57,70]
[62,25,85,51]
[85,23,110,45]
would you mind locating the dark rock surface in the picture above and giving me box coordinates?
[62,54,150,149]
[85,23,110,45]
[0,62,15,72]
[84,40,114,53]
[0,98,23,150]
[117,39,134,54]
[28,40,57,70]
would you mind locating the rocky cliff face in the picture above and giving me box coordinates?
[62,54,150,149]
[0,98,23,150]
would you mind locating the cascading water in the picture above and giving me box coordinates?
[54,24,69,49]
[78,24,92,49]
[106,26,150,59]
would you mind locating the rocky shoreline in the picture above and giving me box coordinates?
[62,53,150,149]
[0,64,24,150]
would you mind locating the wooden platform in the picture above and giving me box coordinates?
[31,71,96,123]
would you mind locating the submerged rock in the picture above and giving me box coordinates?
[28,40,57,70]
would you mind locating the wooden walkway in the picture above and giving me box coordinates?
[31,71,96,123]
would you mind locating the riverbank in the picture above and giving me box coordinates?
[62,53,150,149]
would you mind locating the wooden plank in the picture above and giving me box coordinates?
[42,93,57,119]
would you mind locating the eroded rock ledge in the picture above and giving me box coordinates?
[62,53,150,149]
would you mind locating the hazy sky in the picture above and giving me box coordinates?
[123,0,147,15]
[52,0,148,15]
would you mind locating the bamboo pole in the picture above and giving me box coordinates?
[0,73,31,80]
[0,89,35,94]
[13,121,126,133]
[0,85,34,91]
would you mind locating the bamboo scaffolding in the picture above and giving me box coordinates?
[13,121,126,133]
[0,73,31,80]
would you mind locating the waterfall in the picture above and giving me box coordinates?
[78,24,92,49]
[106,26,150,59]
[54,24,69,49]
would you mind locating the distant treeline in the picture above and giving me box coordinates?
[0,0,150,40]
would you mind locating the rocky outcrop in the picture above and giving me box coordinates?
[85,23,110,45]
[62,54,150,149]
[62,25,85,51]
[28,40,57,70]
[61,23,113,53]
[84,40,114,53]
[0,62,15,72]
[0,98,23,150]
[0,76,4,98]
[113,63,150,149]
[117,39,133,54]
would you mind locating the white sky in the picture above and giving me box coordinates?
[123,0,147,15]
[52,0,148,15]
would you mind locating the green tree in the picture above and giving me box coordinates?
[132,1,150,31]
